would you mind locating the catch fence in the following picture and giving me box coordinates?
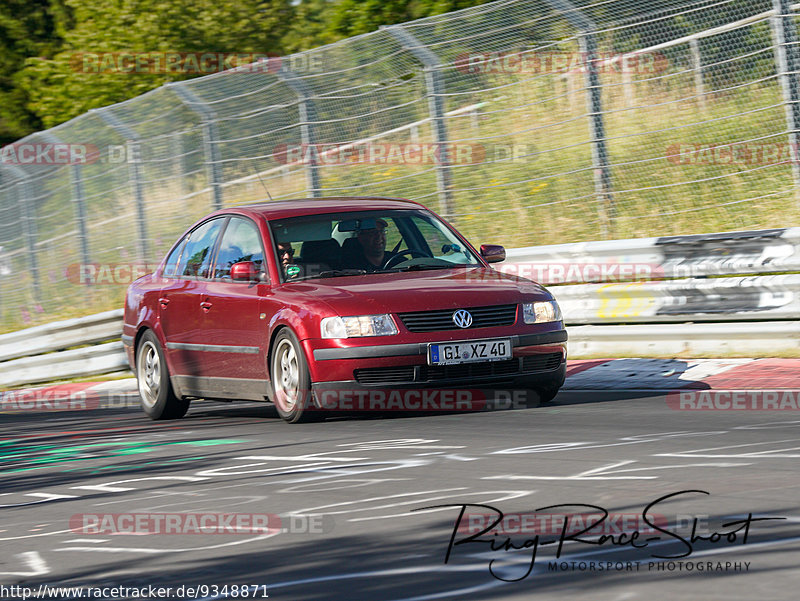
[1,0,799,330]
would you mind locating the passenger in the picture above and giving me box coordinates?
[277,242,295,266]
[277,242,302,279]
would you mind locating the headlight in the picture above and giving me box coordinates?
[522,301,562,324]
[320,314,399,338]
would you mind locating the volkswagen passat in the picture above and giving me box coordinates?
[123,197,566,423]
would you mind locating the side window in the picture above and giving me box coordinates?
[383,218,403,250]
[176,218,224,278]
[414,218,447,252]
[214,217,265,279]
[162,237,187,277]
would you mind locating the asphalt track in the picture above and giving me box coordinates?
[2,373,800,601]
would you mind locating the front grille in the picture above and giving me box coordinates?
[398,304,517,333]
[420,358,521,381]
[353,352,562,385]
[523,353,563,372]
[353,365,415,385]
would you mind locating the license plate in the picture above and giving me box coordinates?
[428,338,512,365]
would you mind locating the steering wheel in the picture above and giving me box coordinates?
[382,249,428,269]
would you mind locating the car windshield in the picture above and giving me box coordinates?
[269,209,482,281]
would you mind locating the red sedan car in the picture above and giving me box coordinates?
[123,197,566,423]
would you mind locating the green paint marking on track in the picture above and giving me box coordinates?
[176,439,250,447]
[0,438,249,474]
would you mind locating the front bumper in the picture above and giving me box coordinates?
[310,330,567,362]
[303,328,567,390]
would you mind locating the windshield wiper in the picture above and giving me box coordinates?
[317,269,368,278]
[393,263,468,272]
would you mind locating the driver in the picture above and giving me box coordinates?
[350,218,394,272]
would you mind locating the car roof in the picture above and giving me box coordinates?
[211,197,428,221]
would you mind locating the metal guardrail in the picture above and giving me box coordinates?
[568,321,800,357]
[1,227,799,388]
[557,274,800,324]
[1,341,129,388]
[502,228,800,283]
[0,309,123,362]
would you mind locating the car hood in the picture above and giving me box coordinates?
[277,267,552,315]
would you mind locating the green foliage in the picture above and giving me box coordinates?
[16,0,294,129]
[270,0,494,53]
[0,0,64,143]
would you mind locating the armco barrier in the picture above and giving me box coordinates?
[1,227,799,388]
[568,321,800,357]
[0,309,123,362]
[1,341,129,388]
[502,228,800,284]
[556,274,800,324]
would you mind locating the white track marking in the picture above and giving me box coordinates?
[55,532,279,554]
[72,476,209,493]
[290,488,468,516]
[278,478,413,494]
[347,490,534,522]
[0,528,74,541]
[0,551,49,576]
[494,431,727,455]
[482,460,751,481]
[656,438,800,458]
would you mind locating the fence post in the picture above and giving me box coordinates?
[91,108,150,261]
[689,38,707,113]
[621,55,634,107]
[168,82,224,209]
[276,68,322,198]
[544,0,614,236]
[383,24,454,216]
[771,0,800,190]
[41,132,91,270]
[170,131,190,200]
[0,165,41,302]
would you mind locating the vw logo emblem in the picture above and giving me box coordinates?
[452,309,473,329]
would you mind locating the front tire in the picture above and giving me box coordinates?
[535,383,561,403]
[136,330,189,420]
[270,329,317,423]
[520,384,560,408]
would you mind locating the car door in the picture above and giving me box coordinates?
[159,217,225,387]
[199,216,271,400]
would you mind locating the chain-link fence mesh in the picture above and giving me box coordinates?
[1,0,799,331]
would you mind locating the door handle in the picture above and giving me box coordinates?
[159,297,170,308]
[200,301,213,311]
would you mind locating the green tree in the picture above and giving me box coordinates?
[283,0,493,51]
[0,0,66,143]
[18,0,294,129]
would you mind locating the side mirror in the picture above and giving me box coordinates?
[480,244,506,263]
[230,261,259,281]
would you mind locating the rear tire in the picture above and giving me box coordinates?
[270,329,317,423]
[136,330,190,420]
